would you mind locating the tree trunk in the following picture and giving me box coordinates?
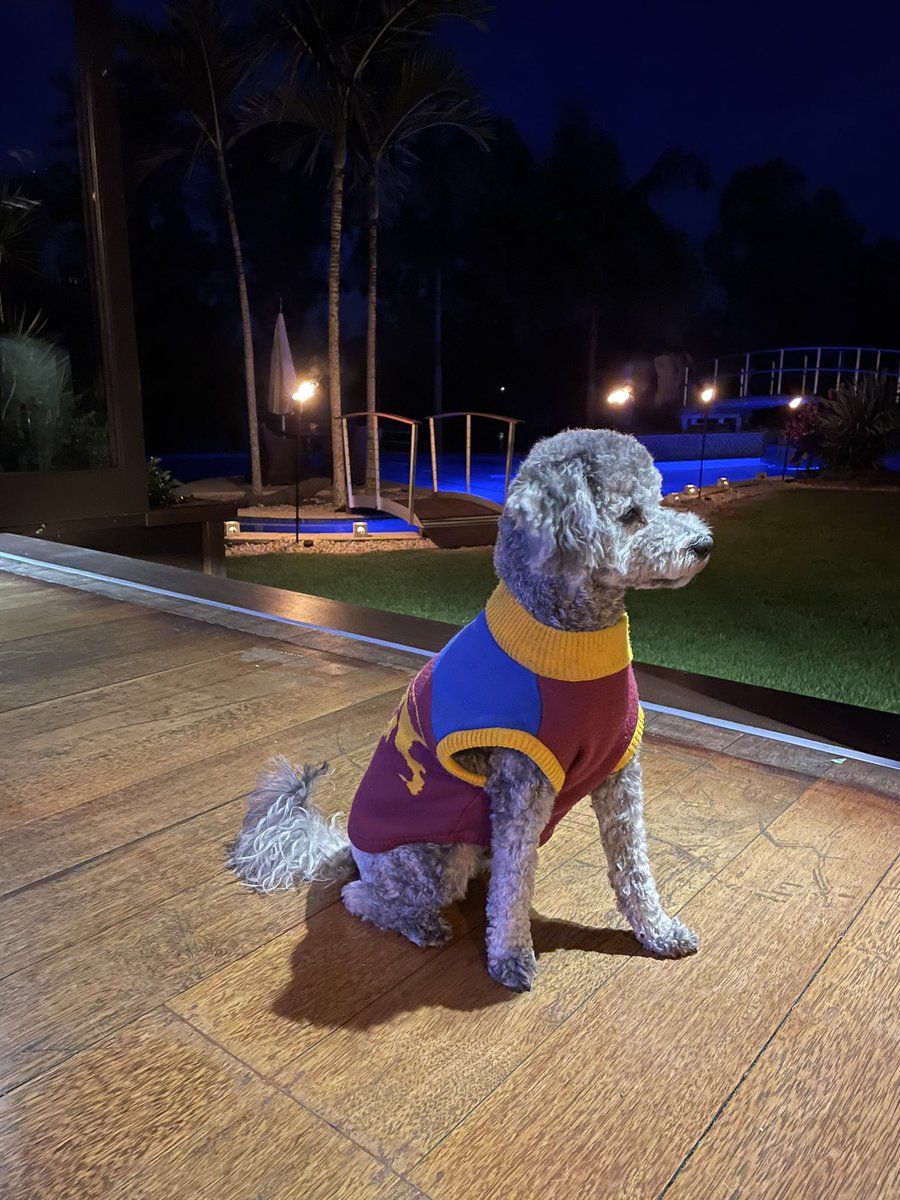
[586,304,598,422]
[217,152,261,494]
[433,262,443,415]
[433,262,443,459]
[365,180,379,492]
[328,156,347,509]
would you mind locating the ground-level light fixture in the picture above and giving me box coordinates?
[699,386,715,404]
[607,384,633,406]
[788,395,804,410]
[353,520,369,539]
[683,483,698,497]
[717,477,730,489]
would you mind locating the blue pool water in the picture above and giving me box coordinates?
[241,513,416,534]
[380,450,797,503]
[179,446,899,535]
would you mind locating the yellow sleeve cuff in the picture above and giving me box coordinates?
[436,728,566,793]
[613,706,645,773]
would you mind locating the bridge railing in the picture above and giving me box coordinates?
[683,346,900,405]
[427,412,524,502]
[339,411,420,526]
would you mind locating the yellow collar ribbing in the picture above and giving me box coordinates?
[484,584,632,682]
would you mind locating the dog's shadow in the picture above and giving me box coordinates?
[271,878,651,1033]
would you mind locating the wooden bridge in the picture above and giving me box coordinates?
[339,411,522,548]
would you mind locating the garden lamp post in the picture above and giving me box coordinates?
[783,396,804,479]
[292,379,317,543]
[697,386,715,495]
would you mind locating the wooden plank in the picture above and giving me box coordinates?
[0,534,460,656]
[0,1008,402,1200]
[409,781,900,1199]
[0,688,405,897]
[170,819,597,1076]
[0,609,246,712]
[0,581,137,643]
[0,575,60,607]
[664,856,900,1200]
[0,643,406,832]
[179,751,810,1172]
[0,743,388,978]
[0,866,335,1093]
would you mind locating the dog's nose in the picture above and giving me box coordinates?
[690,538,713,560]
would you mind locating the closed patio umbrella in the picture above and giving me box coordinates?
[268,308,296,433]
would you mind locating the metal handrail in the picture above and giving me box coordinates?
[338,412,420,526]
[682,345,900,405]
[427,411,522,500]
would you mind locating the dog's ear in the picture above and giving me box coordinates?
[504,463,603,577]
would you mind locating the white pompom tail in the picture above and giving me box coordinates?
[227,757,354,893]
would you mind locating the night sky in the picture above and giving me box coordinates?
[3,0,900,240]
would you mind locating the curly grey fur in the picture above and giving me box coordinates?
[591,751,698,956]
[483,749,556,990]
[343,842,487,948]
[495,429,712,630]
[232,429,709,987]
[227,758,353,891]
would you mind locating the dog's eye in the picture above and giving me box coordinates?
[621,506,643,525]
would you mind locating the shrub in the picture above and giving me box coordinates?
[816,375,900,471]
[147,456,182,507]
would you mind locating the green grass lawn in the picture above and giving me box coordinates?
[228,489,900,713]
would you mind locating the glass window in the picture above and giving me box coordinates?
[0,0,110,473]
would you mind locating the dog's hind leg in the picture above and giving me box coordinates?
[591,751,699,957]
[483,748,556,992]
[342,842,483,948]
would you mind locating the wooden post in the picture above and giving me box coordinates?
[429,417,438,492]
[503,421,516,501]
[465,413,472,494]
[408,424,418,526]
[373,414,381,508]
[341,418,354,509]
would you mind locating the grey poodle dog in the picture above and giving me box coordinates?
[229,429,713,991]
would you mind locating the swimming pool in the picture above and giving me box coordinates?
[240,513,417,534]
[380,449,797,503]
[186,445,900,536]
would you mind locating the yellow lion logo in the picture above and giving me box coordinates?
[385,685,428,796]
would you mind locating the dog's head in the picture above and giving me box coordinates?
[496,428,712,591]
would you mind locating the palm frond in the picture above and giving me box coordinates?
[0,188,42,275]
[122,0,257,157]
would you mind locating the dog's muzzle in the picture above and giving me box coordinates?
[689,538,714,561]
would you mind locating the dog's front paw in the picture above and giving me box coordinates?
[641,917,699,959]
[488,947,537,992]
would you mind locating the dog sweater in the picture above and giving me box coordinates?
[347,584,644,853]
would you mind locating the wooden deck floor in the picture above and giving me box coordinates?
[0,573,898,1200]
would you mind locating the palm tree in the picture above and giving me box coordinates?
[124,0,264,493]
[538,111,708,415]
[253,0,488,508]
[357,52,491,486]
